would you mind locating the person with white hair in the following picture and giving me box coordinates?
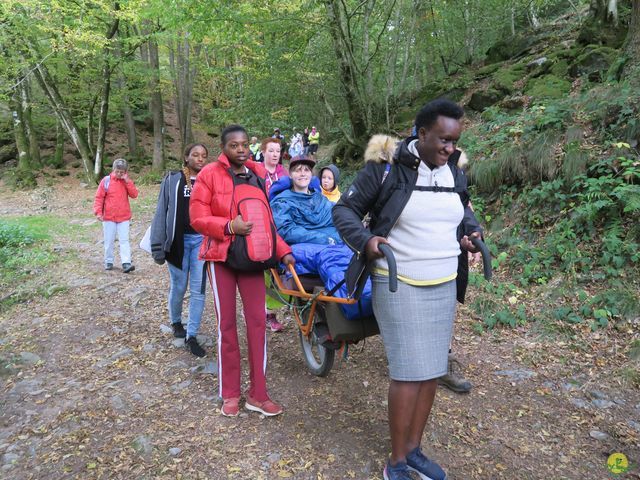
[93,158,138,273]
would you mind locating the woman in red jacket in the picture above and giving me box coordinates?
[93,158,138,272]
[190,125,295,417]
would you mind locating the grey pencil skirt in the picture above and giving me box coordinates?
[371,275,457,381]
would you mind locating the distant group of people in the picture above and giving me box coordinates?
[249,126,320,164]
[92,99,484,480]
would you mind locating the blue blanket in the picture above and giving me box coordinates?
[289,243,372,320]
[270,177,342,246]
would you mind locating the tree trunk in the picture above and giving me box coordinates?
[428,0,449,75]
[94,15,119,178]
[31,60,95,182]
[19,78,41,167]
[624,0,640,76]
[590,0,618,24]
[54,119,65,168]
[148,37,165,172]
[115,36,138,160]
[169,36,197,153]
[94,64,111,177]
[528,4,541,29]
[399,7,417,94]
[87,94,98,157]
[120,78,138,159]
[11,88,31,170]
[324,0,369,145]
[385,7,403,129]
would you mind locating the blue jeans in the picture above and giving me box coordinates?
[168,234,206,338]
[102,221,130,265]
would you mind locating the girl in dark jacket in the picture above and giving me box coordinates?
[150,144,208,357]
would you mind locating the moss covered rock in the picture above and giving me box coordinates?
[492,64,527,94]
[0,143,17,163]
[475,62,502,79]
[525,75,571,100]
[550,59,569,77]
[468,88,503,111]
[485,35,536,64]
[499,96,527,111]
[577,16,627,49]
[569,45,618,81]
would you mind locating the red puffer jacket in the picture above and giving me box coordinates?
[190,153,291,262]
[93,173,138,222]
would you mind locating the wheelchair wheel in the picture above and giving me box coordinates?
[296,301,335,377]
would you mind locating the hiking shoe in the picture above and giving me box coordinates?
[438,354,472,393]
[185,336,206,357]
[266,313,284,332]
[245,395,283,417]
[383,460,413,480]
[105,263,113,271]
[406,447,447,480]
[122,263,135,273]
[172,322,186,338]
[221,397,240,417]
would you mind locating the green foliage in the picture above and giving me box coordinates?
[0,219,52,283]
[136,170,166,185]
[525,74,571,99]
[473,153,640,331]
[0,216,78,311]
[3,168,38,189]
[570,45,618,82]
[492,64,527,94]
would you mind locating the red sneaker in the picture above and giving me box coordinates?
[266,313,284,332]
[245,395,283,417]
[221,397,240,417]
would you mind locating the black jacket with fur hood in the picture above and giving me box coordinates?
[332,134,482,303]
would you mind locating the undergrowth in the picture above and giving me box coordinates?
[0,216,73,311]
[465,78,640,333]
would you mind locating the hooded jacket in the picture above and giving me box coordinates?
[269,176,342,245]
[332,135,482,303]
[189,153,291,263]
[320,164,342,203]
[150,171,199,266]
[93,172,138,222]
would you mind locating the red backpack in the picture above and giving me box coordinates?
[225,169,279,271]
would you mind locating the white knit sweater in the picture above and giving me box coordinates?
[373,141,464,285]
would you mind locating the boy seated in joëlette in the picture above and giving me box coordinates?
[269,156,342,246]
[269,156,373,321]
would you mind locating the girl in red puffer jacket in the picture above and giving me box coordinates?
[190,125,294,418]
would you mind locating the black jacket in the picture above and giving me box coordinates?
[332,135,483,303]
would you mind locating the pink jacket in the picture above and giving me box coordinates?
[93,173,138,222]
[264,164,289,193]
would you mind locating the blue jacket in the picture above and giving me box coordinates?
[270,177,343,245]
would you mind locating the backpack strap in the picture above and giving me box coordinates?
[412,185,464,193]
[103,175,110,191]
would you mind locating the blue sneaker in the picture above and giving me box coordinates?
[406,447,447,480]
[383,460,413,480]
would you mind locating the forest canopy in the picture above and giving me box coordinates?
[5,0,632,182]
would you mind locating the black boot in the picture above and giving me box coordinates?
[172,322,186,338]
[186,336,206,358]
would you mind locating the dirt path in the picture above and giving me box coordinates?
[0,179,638,479]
